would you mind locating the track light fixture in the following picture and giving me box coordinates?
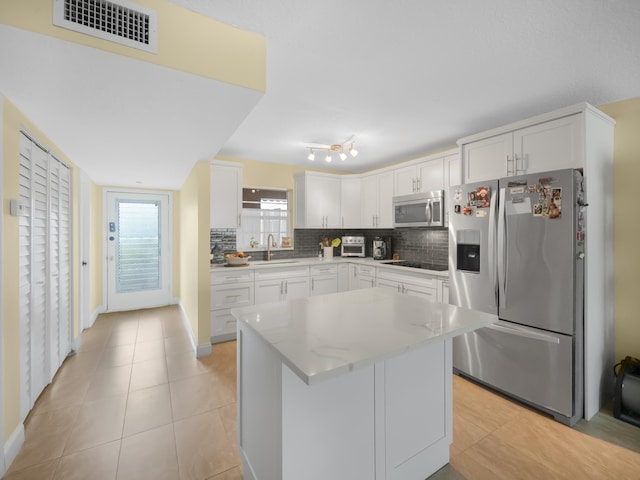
[304,136,359,162]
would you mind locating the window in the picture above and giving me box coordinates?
[236,188,291,250]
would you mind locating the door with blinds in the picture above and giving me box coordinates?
[106,191,171,312]
[18,132,72,419]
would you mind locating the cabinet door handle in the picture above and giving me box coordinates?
[412,178,416,192]
[237,213,241,227]
[280,281,284,295]
[515,153,526,173]
[506,154,515,175]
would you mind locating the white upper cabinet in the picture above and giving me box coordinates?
[294,172,342,228]
[418,158,445,193]
[361,170,394,228]
[211,161,242,228]
[461,132,514,184]
[393,152,451,196]
[513,114,583,175]
[394,164,420,196]
[460,112,583,183]
[340,175,362,228]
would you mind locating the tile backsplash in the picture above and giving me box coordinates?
[211,227,448,265]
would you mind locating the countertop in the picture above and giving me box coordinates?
[212,256,449,277]
[231,288,496,385]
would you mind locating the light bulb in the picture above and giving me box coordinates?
[325,151,332,162]
[308,149,315,161]
[339,152,347,161]
[349,144,359,157]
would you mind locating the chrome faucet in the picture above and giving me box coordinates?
[267,233,275,261]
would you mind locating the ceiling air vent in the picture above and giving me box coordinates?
[53,0,157,53]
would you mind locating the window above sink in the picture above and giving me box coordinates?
[236,188,293,251]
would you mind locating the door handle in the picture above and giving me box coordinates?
[486,322,560,344]
[497,188,507,309]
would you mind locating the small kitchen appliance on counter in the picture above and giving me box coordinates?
[341,235,365,257]
[373,236,392,260]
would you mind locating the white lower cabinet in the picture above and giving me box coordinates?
[210,269,254,343]
[438,279,450,304]
[338,263,350,292]
[353,264,377,290]
[254,266,310,304]
[310,264,338,296]
[376,267,438,301]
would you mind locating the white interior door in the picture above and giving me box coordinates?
[18,132,72,419]
[106,190,171,312]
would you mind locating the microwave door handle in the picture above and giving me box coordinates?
[426,201,432,225]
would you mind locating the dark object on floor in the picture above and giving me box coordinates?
[613,356,640,428]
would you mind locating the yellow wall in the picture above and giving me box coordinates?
[599,97,640,361]
[89,182,103,315]
[0,0,266,93]
[2,97,81,441]
[178,161,211,347]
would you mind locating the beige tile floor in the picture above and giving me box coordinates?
[4,306,241,480]
[5,305,640,479]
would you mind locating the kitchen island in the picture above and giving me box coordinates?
[231,288,497,480]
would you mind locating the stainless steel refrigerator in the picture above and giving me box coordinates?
[449,168,586,426]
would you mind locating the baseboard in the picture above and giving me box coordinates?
[197,342,213,357]
[177,302,213,358]
[3,423,25,476]
[87,305,105,329]
[177,302,198,355]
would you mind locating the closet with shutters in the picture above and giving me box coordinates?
[18,132,72,419]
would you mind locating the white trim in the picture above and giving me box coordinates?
[197,342,213,358]
[102,187,173,312]
[3,424,25,475]
[177,302,197,355]
[0,92,6,476]
[78,170,91,333]
[458,102,615,146]
[177,302,212,358]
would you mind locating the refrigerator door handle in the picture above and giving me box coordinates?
[486,322,561,344]
[497,187,507,309]
[488,188,498,308]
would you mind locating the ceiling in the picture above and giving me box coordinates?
[2,0,639,189]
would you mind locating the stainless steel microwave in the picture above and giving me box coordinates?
[392,190,444,228]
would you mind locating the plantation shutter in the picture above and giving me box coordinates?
[18,132,73,420]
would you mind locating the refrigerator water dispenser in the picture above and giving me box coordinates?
[457,244,480,272]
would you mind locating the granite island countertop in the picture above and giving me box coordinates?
[231,288,496,385]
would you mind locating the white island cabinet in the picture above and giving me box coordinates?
[232,288,496,480]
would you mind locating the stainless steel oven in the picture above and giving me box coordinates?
[341,235,365,257]
[393,190,444,228]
